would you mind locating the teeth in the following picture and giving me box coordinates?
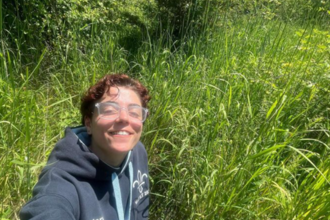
[111,131,129,135]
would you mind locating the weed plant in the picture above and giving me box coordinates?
[1,6,330,220]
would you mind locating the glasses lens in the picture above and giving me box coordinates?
[128,106,145,121]
[99,103,119,118]
[97,103,147,121]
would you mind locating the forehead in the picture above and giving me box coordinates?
[99,86,142,105]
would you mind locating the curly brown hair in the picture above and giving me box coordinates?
[80,74,151,125]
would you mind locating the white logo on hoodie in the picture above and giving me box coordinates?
[133,170,149,204]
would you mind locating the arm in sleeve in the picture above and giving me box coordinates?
[20,194,76,220]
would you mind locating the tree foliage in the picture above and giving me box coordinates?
[2,0,329,60]
[2,0,157,60]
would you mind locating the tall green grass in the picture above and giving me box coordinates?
[1,9,330,220]
[140,17,330,219]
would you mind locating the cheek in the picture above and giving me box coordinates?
[131,122,143,134]
[92,119,113,134]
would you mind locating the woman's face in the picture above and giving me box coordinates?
[85,86,143,166]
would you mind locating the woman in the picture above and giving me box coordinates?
[20,74,151,220]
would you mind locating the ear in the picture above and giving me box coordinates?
[84,116,92,135]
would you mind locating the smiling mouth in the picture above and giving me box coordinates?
[110,131,130,135]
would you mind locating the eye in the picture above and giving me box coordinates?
[129,112,140,118]
[103,110,116,115]
[128,107,143,118]
[101,105,118,115]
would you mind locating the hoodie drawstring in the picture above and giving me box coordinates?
[112,160,133,220]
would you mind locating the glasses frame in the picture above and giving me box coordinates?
[94,102,149,122]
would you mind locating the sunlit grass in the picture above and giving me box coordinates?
[141,17,330,219]
[1,12,330,220]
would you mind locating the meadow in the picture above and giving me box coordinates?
[1,1,330,219]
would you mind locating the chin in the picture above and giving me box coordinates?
[110,144,135,153]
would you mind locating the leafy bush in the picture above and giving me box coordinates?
[3,0,329,62]
[156,0,221,39]
[2,0,157,62]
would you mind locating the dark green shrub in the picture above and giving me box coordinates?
[156,0,221,39]
[2,0,158,62]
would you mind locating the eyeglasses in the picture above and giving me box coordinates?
[95,102,148,122]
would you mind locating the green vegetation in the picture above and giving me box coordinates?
[1,0,330,219]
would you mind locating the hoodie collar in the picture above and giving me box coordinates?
[49,126,133,181]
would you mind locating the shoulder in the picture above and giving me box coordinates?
[132,141,148,164]
[133,141,147,155]
[131,141,149,176]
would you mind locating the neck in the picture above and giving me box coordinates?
[89,144,128,167]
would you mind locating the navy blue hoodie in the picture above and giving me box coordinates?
[20,127,149,220]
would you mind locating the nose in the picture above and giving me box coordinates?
[116,107,129,122]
